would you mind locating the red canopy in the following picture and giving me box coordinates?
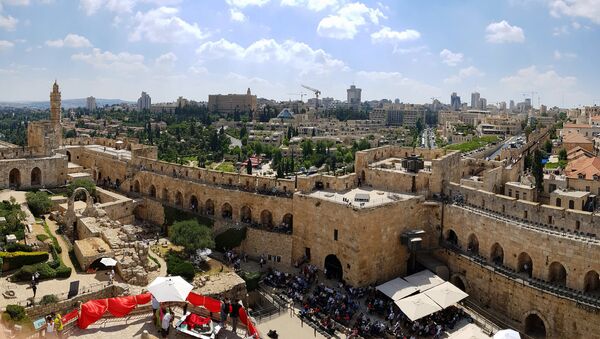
[78,299,108,329]
[107,295,137,317]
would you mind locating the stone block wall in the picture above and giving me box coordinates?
[240,228,292,269]
[135,198,165,226]
[0,155,67,189]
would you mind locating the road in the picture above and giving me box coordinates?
[486,134,525,160]
[420,128,437,149]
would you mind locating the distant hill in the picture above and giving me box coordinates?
[0,98,135,109]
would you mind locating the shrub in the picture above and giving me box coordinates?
[40,294,59,305]
[66,179,96,200]
[215,227,247,251]
[0,251,49,270]
[25,191,53,217]
[12,260,72,281]
[5,305,26,321]
[42,221,62,254]
[163,205,213,229]
[5,242,33,252]
[55,265,72,278]
[36,234,49,242]
[241,271,261,291]
[166,252,195,281]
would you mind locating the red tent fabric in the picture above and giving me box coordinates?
[78,299,108,329]
[239,308,259,336]
[184,313,211,328]
[107,295,137,317]
[186,292,221,313]
[135,293,151,305]
[61,309,79,324]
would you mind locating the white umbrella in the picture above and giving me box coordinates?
[394,293,442,322]
[494,329,521,339]
[147,276,193,302]
[99,257,118,267]
[423,281,468,308]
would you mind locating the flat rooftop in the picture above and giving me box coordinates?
[66,144,132,160]
[370,157,432,173]
[554,190,590,198]
[306,187,417,208]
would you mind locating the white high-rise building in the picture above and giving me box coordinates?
[86,96,96,111]
[137,91,151,111]
[471,92,480,109]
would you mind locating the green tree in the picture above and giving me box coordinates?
[544,140,552,154]
[246,158,253,175]
[532,149,544,192]
[25,192,52,217]
[66,179,96,200]
[558,148,567,161]
[170,220,215,256]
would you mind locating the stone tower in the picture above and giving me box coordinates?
[50,80,61,124]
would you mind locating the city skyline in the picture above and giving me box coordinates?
[0,0,599,107]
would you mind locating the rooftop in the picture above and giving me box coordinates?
[563,132,592,144]
[306,187,418,208]
[553,190,590,198]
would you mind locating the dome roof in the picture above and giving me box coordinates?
[277,108,295,119]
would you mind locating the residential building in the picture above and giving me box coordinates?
[471,92,480,109]
[479,98,487,110]
[450,92,461,111]
[86,96,96,111]
[137,91,151,111]
[347,85,362,109]
[563,132,594,153]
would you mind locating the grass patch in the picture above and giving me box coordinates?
[445,136,500,153]
[214,162,236,173]
[42,220,62,254]
[36,234,49,242]
[545,160,567,169]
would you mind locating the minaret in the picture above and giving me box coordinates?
[50,80,61,124]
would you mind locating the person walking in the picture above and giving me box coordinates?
[220,297,230,327]
[45,315,55,337]
[32,282,37,298]
[151,295,160,327]
[230,299,241,333]
[160,307,172,338]
[54,313,63,338]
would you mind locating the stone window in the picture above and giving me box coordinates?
[516,192,520,200]
[524,211,528,219]
[586,186,590,192]
[576,221,580,230]
[523,193,527,200]
[548,215,553,224]
[569,200,575,209]
[334,229,338,241]
[508,189,512,197]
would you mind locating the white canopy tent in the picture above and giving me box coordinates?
[376,278,419,301]
[424,281,468,308]
[404,270,445,292]
[394,293,442,322]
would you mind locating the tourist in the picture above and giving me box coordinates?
[230,299,241,333]
[54,312,63,338]
[220,297,230,327]
[32,282,37,298]
[45,315,55,337]
[160,307,172,338]
[108,269,115,284]
[151,295,160,326]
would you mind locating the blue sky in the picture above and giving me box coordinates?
[0,0,599,107]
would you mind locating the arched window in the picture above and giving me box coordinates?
[548,262,567,286]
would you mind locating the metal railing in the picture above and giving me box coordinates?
[443,242,600,309]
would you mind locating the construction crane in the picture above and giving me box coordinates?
[301,84,321,110]
[286,92,307,102]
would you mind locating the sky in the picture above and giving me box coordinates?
[0,0,599,107]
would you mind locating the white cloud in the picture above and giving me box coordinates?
[370,26,420,44]
[553,50,577,60]
[500,66,576,91]
[226,0,270,8]
[549,0,600,24]
[188,65,208,74]
[45,34,92,48]
[2,0,30,5]
[155,52,177,67]
[485,20,525,43]
[196,38,347,74]
[392,45,428,55]
[0,14,18,31]
[355,71,441,99]
[444,66,484,84]
[280,0,338,11]
[71,48,147,73]
[78,0,182,15]
[230,8,246,22]
[0,40,14,51]
[439,49,463,66]
[130,7,208,43]
[317,2,385,39]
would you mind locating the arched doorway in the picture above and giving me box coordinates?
[490,243,504,265]
[66,151,71,162]
[222,203,232,219]
[189,195,198,212]
[9,168,20,188]
[30,167,42,186]
[260,210,273,228]
[584,270,599,293]
[133,180,140,193]
[149,185,156,198]
[162,188,169,202]
[240,206,252,223]
[450,274,467,292]
[445,229,458,246]
[525,313,547,338]
[548,262,567,286]
[282,213,293,229]
[467,233,479,254]
[518,252,533,278]
[324,254,343,281]
[175,191,183,207]
[205,199,214,215]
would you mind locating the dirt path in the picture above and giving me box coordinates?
[44,217,76,270]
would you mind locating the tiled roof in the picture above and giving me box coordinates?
[566,156,600,180]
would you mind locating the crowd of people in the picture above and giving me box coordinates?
[263,265,472,339]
